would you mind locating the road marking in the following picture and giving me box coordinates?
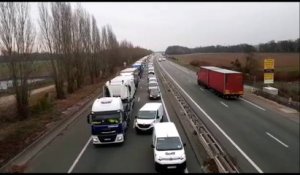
[199,88,204,91]
[158,63,263,173]
[240,98,266,111]
[68,137,92,173]
[220,101,229,108]
[266,132,289,148]
[160,85,170,122]
[184,168,188,173]
[137,97,140,102]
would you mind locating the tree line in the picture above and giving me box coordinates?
[0,2,152,120]
[165,38,300,55]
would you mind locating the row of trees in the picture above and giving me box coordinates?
[165,38,300,55]
[0,2,152,120]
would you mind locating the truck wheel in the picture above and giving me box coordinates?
[155,163,160,172]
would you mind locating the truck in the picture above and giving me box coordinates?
[87,97,129,144]
[197,66,243,98]
[104,75,136,115]
[132,62,143,78]
[120,67,139,87]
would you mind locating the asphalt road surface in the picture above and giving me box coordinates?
[24,60,203,173]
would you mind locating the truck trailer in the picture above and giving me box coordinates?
[197,66,243,98]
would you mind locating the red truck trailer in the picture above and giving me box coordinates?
[197,66,244,98]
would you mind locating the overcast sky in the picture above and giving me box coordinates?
[31,2,299,52]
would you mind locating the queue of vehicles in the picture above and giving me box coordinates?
[86,54,187,172]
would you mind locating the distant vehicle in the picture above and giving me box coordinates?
[148,74,156,82]
[87,97,129,144]
[197,66,243,98]
[148,67,155,74]
[162,58,166,61]
[158,58,162,62]
[151,122,186,172]
[149,87,161,100]
[120,67,139,87]
[148,77,157,82]
[148,81,159,92]
[134,102,163,133]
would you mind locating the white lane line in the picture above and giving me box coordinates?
[220,101,229,108]
[240,98,266,111]
[184,168,188,173]
[137,97,140,102]
[68,137,92,173]
[266,132,289,148]
[158,63,263,173]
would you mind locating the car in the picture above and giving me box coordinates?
[152,122,187,172]
[148,68,155,75]
[149,87,161,100]
[134,103,163,133]
[148,81,159,92]
[148,74,156,82]
[148,77,157,82]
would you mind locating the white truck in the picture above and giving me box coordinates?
[104,75,136,117]
[151,122,187,172]
[86,97,129,144]
[134,103,163,133]
[120,67,139,87]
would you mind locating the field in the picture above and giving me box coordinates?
[0,60,52,80]
[168,52,299,102]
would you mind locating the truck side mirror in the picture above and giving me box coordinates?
[135,116,137,119]
[151,144,154,148]
[87,114,91,124]
[156,115,160,119]
[183,143,186,147]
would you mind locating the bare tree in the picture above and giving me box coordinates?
[0,2,36,119]
[51,2,75,93]
[38,3,65,99]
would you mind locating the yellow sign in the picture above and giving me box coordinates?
[264,59,275,70]
[264,73,274,84]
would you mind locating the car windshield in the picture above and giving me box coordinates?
[149,82,158,87]
[156,137,182,151]
[138,110,156,119]
[91,112,121,125]
[150,88,159,94]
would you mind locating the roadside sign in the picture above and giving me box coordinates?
[264,58,275,84]
[264,59,274,70]
[264,73,274,84]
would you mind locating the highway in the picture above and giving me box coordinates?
[24,58,203,173]
[156,57,299,173]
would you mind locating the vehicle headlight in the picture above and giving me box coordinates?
[150,95,153,97]
[117,135,123,141]
[179,154,186,160]
[92,136,98,142]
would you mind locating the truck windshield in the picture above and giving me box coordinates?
[156,137,182,151]
[91,112,121,125]
[138,110,156,119]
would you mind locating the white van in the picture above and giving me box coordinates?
[134,103,163,133]
[151,122,186,172]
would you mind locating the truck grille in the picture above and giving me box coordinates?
[98,134,117,142]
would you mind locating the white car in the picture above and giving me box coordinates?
[134,103,163,133]
[148,81,159,92]
[152,122,186,172]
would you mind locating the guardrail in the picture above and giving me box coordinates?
[157,61,239,173]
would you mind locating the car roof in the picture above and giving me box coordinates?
[140,102,162,111]
[154,122,180,138]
